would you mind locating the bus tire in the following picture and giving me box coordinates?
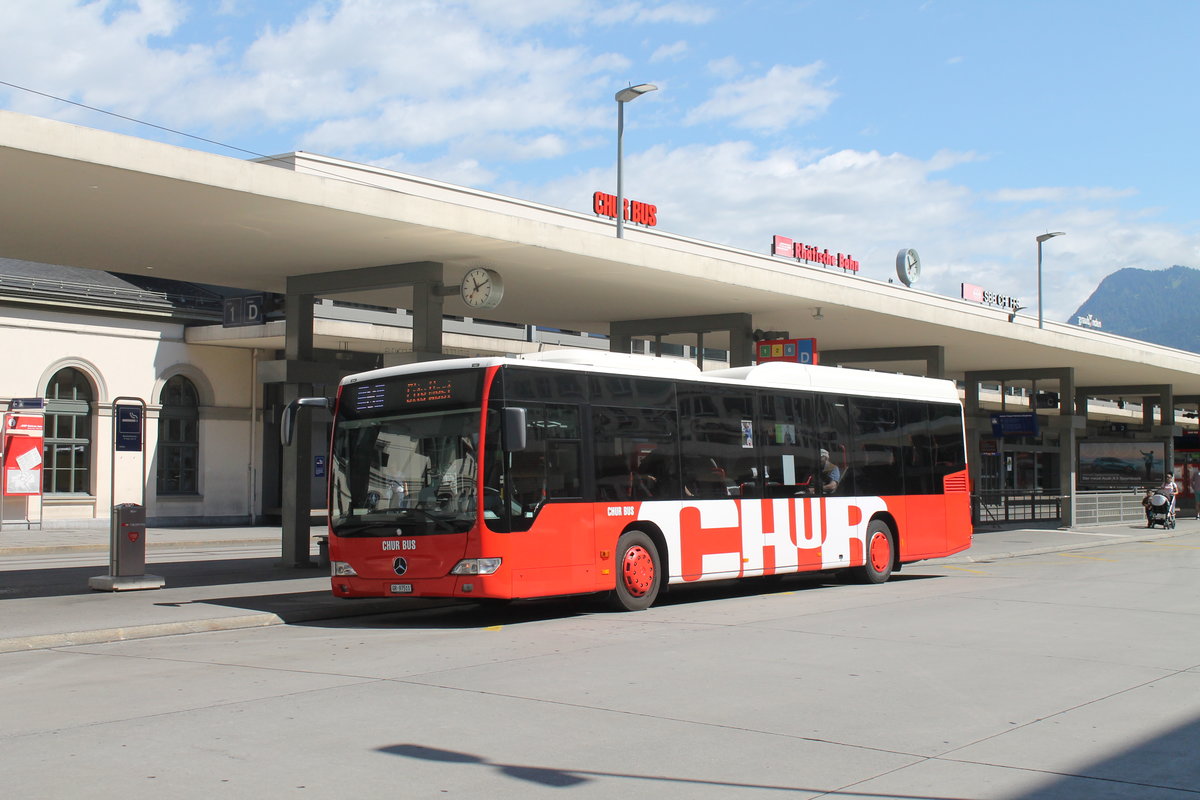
[608,530,661,611]
[853,520,894,584]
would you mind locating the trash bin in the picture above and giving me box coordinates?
[88,503,164,591]
[112,502,147,577]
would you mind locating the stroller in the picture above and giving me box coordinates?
[1146,490,1176,529]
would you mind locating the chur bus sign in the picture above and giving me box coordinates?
[592,191,658,227]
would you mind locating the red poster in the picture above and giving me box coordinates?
[3,413,44,496]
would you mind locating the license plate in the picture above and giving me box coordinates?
[390,583,413,594]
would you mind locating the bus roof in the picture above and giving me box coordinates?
[340,349,961,405]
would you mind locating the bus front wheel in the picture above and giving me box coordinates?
[609,530,661,611]
[853,520,894,584]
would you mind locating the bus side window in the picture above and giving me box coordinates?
[592,406,679,501]
[899,400,934,495]
[678,386,755,499]
[849,398,902,496]
[759,393,819,498]
[817,395,853,496]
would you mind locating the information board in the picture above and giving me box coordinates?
[3,412,45,496]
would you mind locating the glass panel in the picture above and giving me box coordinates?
[331,407,481,535]
[759,394,821,498]
[849,398,904,496]
[501,368,587,403]
[158,376,200,494]
[815,396,852,495]
[930,402,968,486]
[898,401,935,495]
[590,375,676,408]
[593,406,679,500]
[678,387,756,499]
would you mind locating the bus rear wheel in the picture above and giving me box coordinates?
[853,520,894,584]
[609,530,661,611]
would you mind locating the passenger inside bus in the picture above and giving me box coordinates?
[683,455,732,498]
[596,454,658,500]
[821,447,843,493]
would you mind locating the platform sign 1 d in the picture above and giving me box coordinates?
[755,338,818,365]
[115,404,144,452]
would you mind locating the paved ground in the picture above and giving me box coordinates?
[1,516,1192,655]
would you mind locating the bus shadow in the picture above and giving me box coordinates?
[281,572,940,631]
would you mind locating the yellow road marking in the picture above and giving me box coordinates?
[485,625,503,631]
[940,565,988,574]
[1058,552,1117,562]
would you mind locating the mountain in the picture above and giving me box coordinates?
[1071,265,1200,352]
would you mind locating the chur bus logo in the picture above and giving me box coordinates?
[392,558,408,576]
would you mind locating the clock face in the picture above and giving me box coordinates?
[896,248,921,286]
[460,267,504,309]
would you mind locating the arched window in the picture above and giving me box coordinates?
[44,367,94,495]
[157,375,200,495]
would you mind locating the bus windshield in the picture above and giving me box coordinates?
[330,407,480,536]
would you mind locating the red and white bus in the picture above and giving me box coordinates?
[294,349,971,610]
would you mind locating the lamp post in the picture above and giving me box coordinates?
[1036,231,1065,329]
[615,83,657,238]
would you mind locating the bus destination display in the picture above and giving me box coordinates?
[348,372,480,415]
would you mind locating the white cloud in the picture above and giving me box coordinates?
[594,2,716,25]
[650,40,689,62]
[990,186,1138,203]
[685,63,837,133]
[706,56,741,78]
[526,140,1200,322]
[0,0,213,121]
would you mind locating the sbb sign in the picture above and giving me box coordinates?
[961,283,1020,311]
[771,235,859,273]
[593,191,657,227]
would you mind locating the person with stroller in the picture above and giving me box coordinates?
[1161,470,1179,500]
[1147,472,1178,528]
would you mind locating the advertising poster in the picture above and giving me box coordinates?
[3,412,45,496]
[1078,441,1164,489]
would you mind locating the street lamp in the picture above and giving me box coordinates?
[1036,231,1065,329]
[615,83,657,238]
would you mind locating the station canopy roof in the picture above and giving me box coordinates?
[2,109,1199,401]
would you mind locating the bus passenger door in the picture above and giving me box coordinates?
[503,403,595,596]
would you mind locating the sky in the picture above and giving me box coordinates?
[2,0,1199,324]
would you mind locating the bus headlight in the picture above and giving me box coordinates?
[450,558,502,575]
[331,561,358,577]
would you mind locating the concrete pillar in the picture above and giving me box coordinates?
[413,281,446,360]
[282,286,316,567]
[278,261,445,566]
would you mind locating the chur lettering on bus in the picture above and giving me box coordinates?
[637,495,887,582]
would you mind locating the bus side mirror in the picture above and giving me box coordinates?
[281,397,332,446]
[503,407,527,452]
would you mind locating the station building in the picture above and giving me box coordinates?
[2,110,1199,557]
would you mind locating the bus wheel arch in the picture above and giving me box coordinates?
[607,526,665,611]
